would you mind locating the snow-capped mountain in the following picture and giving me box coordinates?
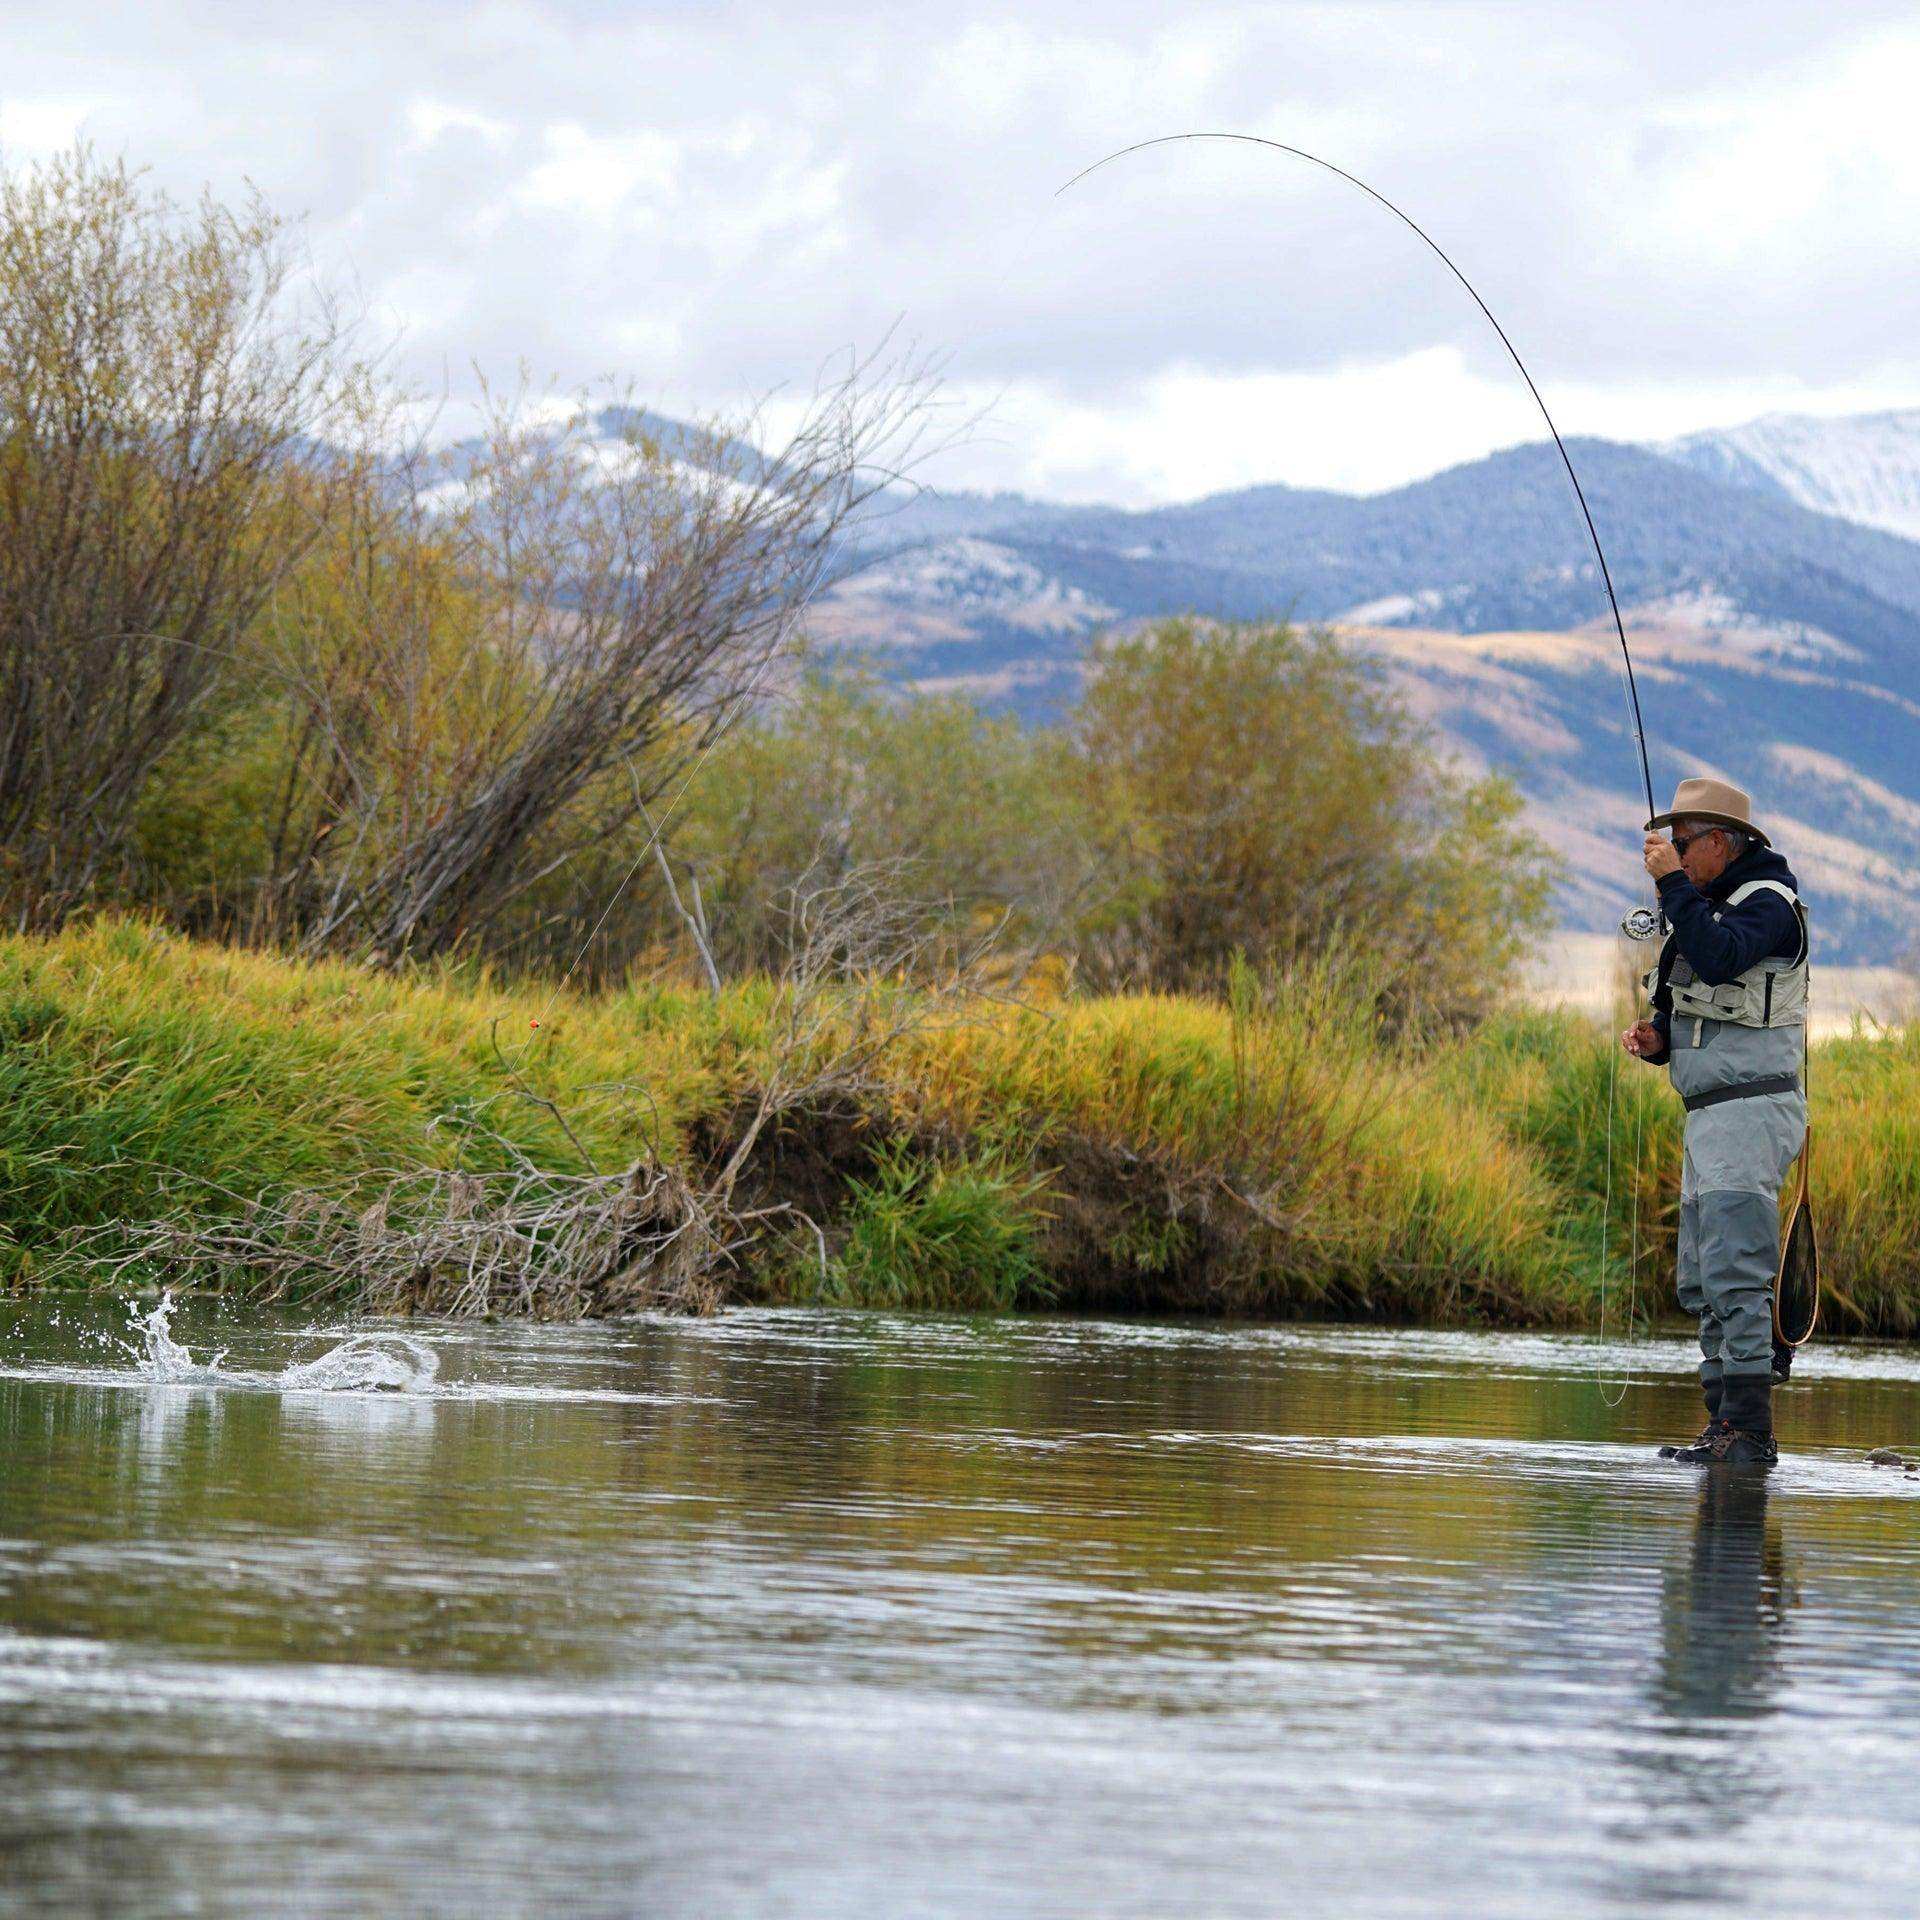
[1661,408,1920,541]
[812,418,1920,963]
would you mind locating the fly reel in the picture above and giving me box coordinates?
[1619,907,1664,942]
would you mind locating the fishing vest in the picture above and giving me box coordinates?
[1642,880,1810,1030]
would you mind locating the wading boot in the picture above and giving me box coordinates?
[1659,1381,1726,1461]
[1702,1376,1778,1468]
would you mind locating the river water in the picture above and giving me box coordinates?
[4,1298,1920,1919]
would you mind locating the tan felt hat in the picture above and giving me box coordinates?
[1645,776,1770,847]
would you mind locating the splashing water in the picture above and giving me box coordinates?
[134,1290,222,1381]
[280,1334,440,1393]
[124,1292,438,1394]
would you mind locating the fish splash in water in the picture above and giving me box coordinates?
[279,1335,440,1393]
[127,1292,439,1393]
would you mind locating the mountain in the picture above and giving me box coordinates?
[453,399,1920,961]
[843,431,1920,643]
[811,420,1920,965]
[1662,409,1920,542]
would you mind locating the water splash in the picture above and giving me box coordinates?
[280,1334,439,1393]
[133,1291,223,1382]
[123,1292,437,1394]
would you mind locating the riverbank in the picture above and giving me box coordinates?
[5,918,1918,1332]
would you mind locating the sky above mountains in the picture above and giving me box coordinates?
[4,2,1920,502]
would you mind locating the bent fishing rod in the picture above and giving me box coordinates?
[1058,132,1660,849]
[536,134,1663,1030]
[1061,135,1676,1379]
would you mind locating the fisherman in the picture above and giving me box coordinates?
[1622,778,1808,1467]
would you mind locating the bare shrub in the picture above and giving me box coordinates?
[268,356,945,967]
[0,146,366,921]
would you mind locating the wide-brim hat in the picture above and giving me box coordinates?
[1645,776,1770,847]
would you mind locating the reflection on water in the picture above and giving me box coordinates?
[1658,1471,1791,1730]
[1607,1473,1793,1911]
[3,1300,1920,1918]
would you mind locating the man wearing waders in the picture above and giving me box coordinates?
[1622,778,1808,1467]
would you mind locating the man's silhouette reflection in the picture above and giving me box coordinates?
[1656,1469,1792,1732]
[1608,1471,1795,1911]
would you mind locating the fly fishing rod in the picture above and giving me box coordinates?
[1058,132,1659,839]
[1061,134,1670,1380]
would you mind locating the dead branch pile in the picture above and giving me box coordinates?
[87,1151,739,1318]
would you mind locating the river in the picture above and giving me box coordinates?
[4,1298,1919,1917]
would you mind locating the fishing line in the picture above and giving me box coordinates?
[1597,1013,1651,1408]
[1056,132,1658,829]
[1598,1014,1626,1406]
[1628,1036,1645,1321]
[1061,133,1663,1395]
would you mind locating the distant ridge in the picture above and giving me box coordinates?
[815,409,1920,965]
[1662,409,1920,542]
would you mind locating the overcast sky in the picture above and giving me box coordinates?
[5,2,1920,503]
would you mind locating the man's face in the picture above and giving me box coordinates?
[1674,822,1735,888]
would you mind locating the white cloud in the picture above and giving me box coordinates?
[515,123,680,220]
[1,2,1918,500]
[924,352,1920,504]
[403,98,514,153]
[937,348,1530,501]
[1629,27,1920,259]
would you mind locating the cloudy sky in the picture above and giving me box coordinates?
[4,2,1919,502]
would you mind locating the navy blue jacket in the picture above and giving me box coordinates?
[1643,843,1804,1064]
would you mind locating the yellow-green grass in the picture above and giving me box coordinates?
[0,918,720,1262]
[881,990,1587,1321]
[1449,1007,1920,1336]
[3,917,1914,1333]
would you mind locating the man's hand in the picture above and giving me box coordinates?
[1643,832,1682,881]
[1621,1020,1662,1058]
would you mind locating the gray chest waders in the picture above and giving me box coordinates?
[1649,879,1819,1353]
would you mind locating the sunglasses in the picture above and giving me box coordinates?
[1669,830,1720,858]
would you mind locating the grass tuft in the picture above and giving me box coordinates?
[818,1143,1052,1312]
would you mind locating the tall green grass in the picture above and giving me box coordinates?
[812,1143,1052,1312]
[4,916,1917,1333]
[1451,1006,1920,1336]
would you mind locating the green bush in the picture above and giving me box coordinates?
[821,1143,1053,1312]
